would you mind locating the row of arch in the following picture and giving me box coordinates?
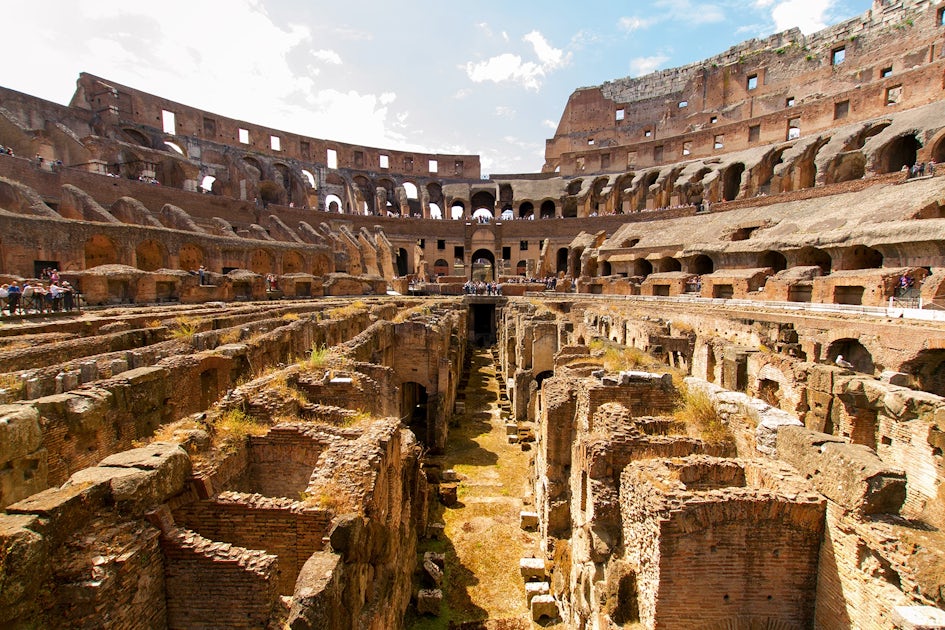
[84,234,332,276]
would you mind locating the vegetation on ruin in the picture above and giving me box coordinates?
[589,339,662,372]
[214,408,268,443]
[0,372,24,401]
[326,299,368,320]
[169,316,199,342]
[281,312,300,321]
[674,386,733,445]
[217,327,242,345]
[392,304,433,323]
[307,343,331,368]
[301,478,356,512]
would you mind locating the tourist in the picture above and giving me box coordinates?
[61,281,75,311]
[198,265,206,285]
[6,281,21,315]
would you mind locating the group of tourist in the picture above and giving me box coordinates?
[504,275,558,289]
[0,145,15,157]
[0,278,77,315]
[463,280,502,295]
[905,160,936,179]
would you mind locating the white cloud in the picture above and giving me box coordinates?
[311,49,342,64]
[495,106,516,118]
[542,119,558,129]
[618,16,655,32]
[463,30,570,91]
[630,55,670,76]
[768,0,834,33]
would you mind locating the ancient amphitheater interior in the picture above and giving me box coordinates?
[3,1,945,629]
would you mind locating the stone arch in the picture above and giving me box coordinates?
[425,182,442,205]
[541,200,557,219]
[471,191,496,215]
[451,200,466,220]
[556,248,569,274]
[722,163,745,201]
[401,381,431,446]
[759,250,787,272]
[158,158,187,189]
[794,247,831,275]
[754,147,788,192]
[826,338,875,374]
[471,248,496,282]
[900,349,945,397]
[135,239,167,272]
[516,260,527,275]
[844,122,891,152]
[567,179,583,196]
[84,234,120,268]
[569,247,584,277]
[589,177,608,214]
[312,253,332,276]
[824,152,866,184]
[600,261,612,276]
[433,259,450,277]
[689,254,714,275]
[250,249,274,275]
[353,175,374,214]
[655,257,682,272]
[929,130,945,164]
[839,245,883,270]
[518,201,534,219]
[179,244,205,271]
[632,259,653,277]
[242,156,265,180]
[873,133,921,174]
[121,128,152,149]
[283,250,304,274]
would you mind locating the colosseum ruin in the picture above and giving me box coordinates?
[1,1,945,628]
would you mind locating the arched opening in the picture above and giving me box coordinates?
[401,381,430,446]
[396,248,409,276]
[556,248,569,274]
[843,122,891,151]
[121,128,152,148]
[655,257,682,273]
[932,135,945,164]
[242,156,264,180]
[312,253,332,276]
[759,250,787,272]
[601,261,612,276]
[518,201,534,219]
[472,208,494,223]
[500,207,514,221]
[541,200,557,219]
[824,152,866,184]
[632,259,653,277]
[135,240,166,272]
[516,260,527,276]
[471,191,496,216]
[690,254,714,275]
[164,141,185,155]
[179,244,204,271]
[840,245,883,270]
[874,134,921,174]
[301,169,316,188]
[429,203,442,219]
[722,163,745,201]
[403,181,418,200]
[84,235,119,269]
[567,179,583,195]
[900,349,945,397]
[826,338,875,374]
[325,194,343,213]
[795,247,831,275]
[433,259,450,277]
[353,175,374,214]
[471,249,496,282]
[283,251,304,274]
[250,249,274,275]
[611,572,640,625]
[535,370,554,389]
[451,201,466,220]
[569,247,584,278]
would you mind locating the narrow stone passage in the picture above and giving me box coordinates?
[408,347,537,628]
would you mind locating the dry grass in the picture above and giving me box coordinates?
[214,408,268,443]
[674,386,733,444]
[301,478,356,512]
[146,319,163,328]
[306,343,331,368]
[326,299,368,320]
[281,312,301,321]
[218,327,242,345]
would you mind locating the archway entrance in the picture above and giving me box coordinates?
[401,382,430,446]
[471,249,496,282]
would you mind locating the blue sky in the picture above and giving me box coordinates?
[2,0,870,175]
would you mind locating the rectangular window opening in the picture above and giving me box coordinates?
[429,159,438,173]
[886,85,902,106]
[162,110,176,135]
[881,66,893,78]
[786,96,796,107]
[747,74,758,90]
[682,141,692,156]
[437,239,445,250]
[238,128,250,144]
[644,129,652,138]
[714,135,724,150]
[270,135,281,151]
[653,145,664,162]
[787,118,801,140]
[327,148,338,169]
[832,47,846,65]
[678,100,688,108]
[588,138,595,145]
[520,241,529,251]
[379,154,389,169]
[710,116,718,124]
[748,125,761,143]
[615,108,625,121]
[834,100,850,119]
